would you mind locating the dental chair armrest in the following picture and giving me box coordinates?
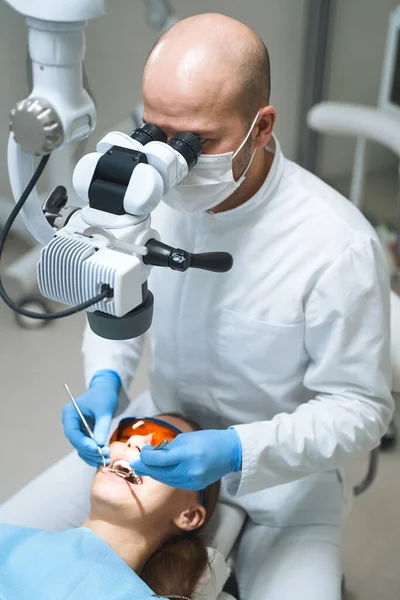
[307,101,400,157]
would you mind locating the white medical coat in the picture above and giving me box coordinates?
[83,137,393,528]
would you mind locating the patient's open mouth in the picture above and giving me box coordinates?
[104,459,143,485]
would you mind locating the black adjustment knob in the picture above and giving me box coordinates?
[169,248,191,271]
[143,239,233,273]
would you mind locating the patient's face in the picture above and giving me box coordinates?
[90,415,202,533]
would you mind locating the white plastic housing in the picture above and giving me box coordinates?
[124,163,164,216]
[144,141,189,192]
[37,229,143,317]
[72,132,145,207]
[66,209,157,283]
[9,14,99,244]
[96,131,144,154]
[26,18,96,147]
[7,7,101,245]
[72,152,101,204]
[73,131,166,219]
[80,207,144,230]
[5,0,105,21]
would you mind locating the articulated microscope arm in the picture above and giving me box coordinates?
[5,0,104,244]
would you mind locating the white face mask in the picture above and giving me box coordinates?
[163,110,261,213]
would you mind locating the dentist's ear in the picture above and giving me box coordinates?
[253,106,276,148]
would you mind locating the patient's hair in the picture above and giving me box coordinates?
[140,413,221,599]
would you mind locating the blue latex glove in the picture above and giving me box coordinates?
[131,428,242,490]
[62,369,121,467]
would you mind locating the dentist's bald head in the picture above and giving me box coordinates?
[143,13,270,130]
[142,13,276,213]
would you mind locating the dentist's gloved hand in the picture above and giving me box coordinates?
[62,369,121,467]
[131,428,242,490]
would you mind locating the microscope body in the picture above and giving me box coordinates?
[38,130,161,339]
[36,126,228,339]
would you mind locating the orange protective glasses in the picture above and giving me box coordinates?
[110,416,206,506]
[110,417,182,447]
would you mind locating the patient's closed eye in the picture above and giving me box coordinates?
[126,442,141,452]
[129,433,153,448]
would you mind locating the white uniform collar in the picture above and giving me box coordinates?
[205,133,285,222]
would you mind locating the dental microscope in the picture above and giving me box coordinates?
[1,0,233,340]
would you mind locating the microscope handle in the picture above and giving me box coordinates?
[143,239,233,273]
[190,251,233,273]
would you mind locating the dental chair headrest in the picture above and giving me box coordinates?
[192,501,246,600]
[201,501,247,559]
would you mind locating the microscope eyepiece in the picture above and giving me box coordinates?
[130,123,167,145]
[168,132,203,170]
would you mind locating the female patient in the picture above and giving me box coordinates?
[0,414,220,600]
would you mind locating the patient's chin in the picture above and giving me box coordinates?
[90,474,131,508]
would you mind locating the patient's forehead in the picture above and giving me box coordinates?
[155,414,195,434]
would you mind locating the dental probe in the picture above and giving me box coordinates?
[64,383,107,468]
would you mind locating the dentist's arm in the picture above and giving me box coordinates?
[226,236,394,495]
[132,237,394,492]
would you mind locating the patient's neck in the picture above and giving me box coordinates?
[82,516,160,572]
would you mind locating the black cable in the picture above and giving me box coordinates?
[0,154,112,320]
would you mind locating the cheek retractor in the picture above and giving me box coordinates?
[104,467,142,485]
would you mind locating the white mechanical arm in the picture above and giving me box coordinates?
[2,0,233,339]
[6,0,104,245]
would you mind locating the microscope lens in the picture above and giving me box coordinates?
[130,123,167,145]
[168,132,203,170]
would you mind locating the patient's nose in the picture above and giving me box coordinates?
[126,433,153,453]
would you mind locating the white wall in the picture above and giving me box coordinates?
[0,0,308,200]
[318,0,399,180]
